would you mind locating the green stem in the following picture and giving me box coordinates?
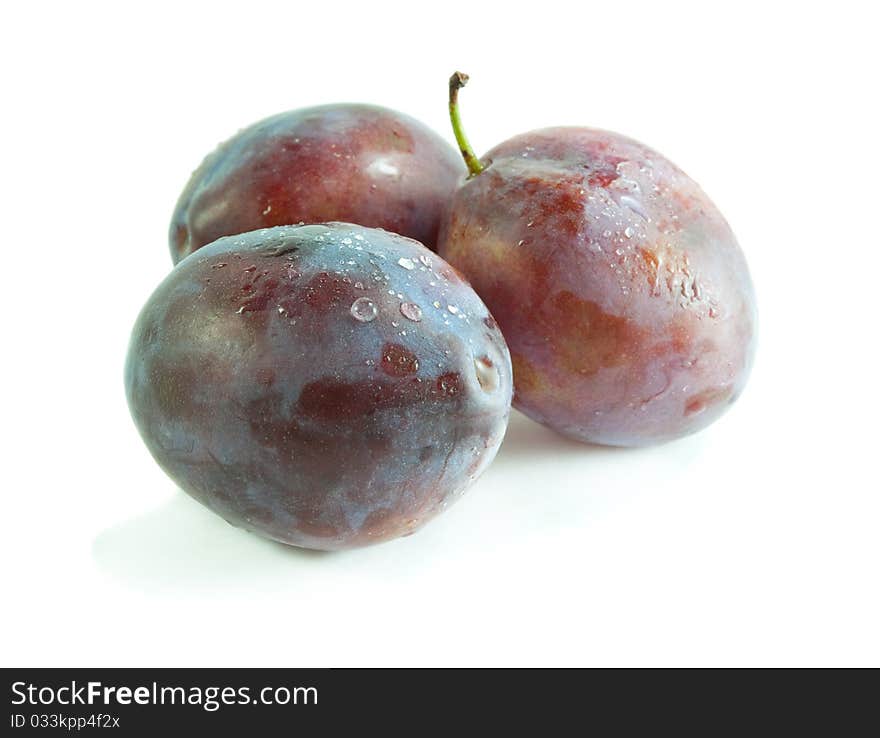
[449,72,484,178]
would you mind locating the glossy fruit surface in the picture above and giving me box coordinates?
[439,80,755,446]
[170,105,465,263]
[126,223,512,549]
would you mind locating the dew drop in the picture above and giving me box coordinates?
[624,227,634,238]
[620,195,649,221]
[397,257,415,270]
[350,297,378,322]
[438,376,458,395]
[447,305,459,315]
[400,302,423,322]
[474,356,499,392]
[419,254,432,267]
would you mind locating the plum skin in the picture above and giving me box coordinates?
[126,223,512,550]
[438,128,756,447]
[170,104,465,264]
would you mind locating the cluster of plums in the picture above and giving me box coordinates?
[125,73,756,550]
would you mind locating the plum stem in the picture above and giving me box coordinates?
[449,72,484,178]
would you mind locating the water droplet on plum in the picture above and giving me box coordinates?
[620,195,650,221]
[474,356,499,392]
[400,302,423,322]
[350,297,378,322]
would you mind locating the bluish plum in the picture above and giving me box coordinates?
[126,223,512,550]
[170,105,465,263]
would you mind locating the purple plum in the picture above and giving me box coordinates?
[170,105,464,263]
[438,73,756,446]
[126,223,512,549]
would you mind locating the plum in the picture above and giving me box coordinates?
[170,105,464,263]
[438,73,756,446]
[125,223,512,550]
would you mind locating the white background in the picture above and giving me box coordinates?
[2,1,877,667]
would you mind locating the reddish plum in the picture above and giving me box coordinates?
[438,73,756,446]
[126,223,512,550]
[170,105,465,263]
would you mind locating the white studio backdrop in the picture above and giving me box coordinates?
[1,0,877,666]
